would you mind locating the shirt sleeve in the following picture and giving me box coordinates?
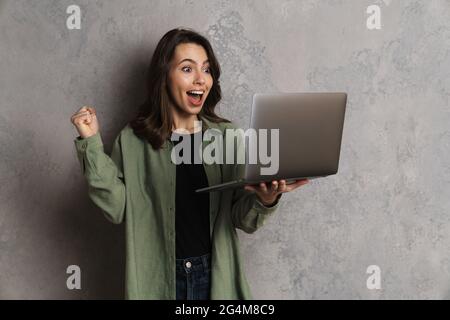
[230,162,282,234]
[226,124,282,234]
[73,131,126,224]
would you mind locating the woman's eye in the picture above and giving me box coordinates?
[182,66,211,73]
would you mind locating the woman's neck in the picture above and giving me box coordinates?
[172,112,201,134]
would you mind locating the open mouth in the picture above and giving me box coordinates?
[186,90,204,104]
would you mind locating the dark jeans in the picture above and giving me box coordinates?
[176,253,211,300]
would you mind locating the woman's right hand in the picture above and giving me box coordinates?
[70,106,100,139]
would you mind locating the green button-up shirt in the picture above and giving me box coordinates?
[73,116,281,299]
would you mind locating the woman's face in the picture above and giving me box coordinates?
[167,43,213,117]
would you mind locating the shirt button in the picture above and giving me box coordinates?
[185,261,192,268]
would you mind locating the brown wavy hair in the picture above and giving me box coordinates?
[129,27,230,150]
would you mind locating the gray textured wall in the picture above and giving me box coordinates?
[1,0,449,299]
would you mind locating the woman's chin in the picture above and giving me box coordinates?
[183,104,203,114]
[172,102,202,117]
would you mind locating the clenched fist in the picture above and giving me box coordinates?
[70,106,99,139]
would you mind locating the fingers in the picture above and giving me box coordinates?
[278,180,287,193]
[285,179,309,192]
[262,180,289,194]
[260,182,269,193]
[244,182,269,194]
[86,107,96,116]
[245,179,309,194]
[71,110,89,122]
[70,106,96,125]
[72,112,91,126]
[246,181,282,193]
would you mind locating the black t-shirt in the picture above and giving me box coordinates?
[171,130,211,259]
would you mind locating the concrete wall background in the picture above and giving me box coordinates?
[0,0,449,299]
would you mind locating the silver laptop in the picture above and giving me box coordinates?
[195,92,347,193]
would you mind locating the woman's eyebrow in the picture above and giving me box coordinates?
[178,58,209,65]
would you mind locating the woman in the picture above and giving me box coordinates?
[70,28,309,300]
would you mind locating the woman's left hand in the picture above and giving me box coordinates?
[244,179,309,207]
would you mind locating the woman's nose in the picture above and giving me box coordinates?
[194,77,205,85]
[194,71,206,84]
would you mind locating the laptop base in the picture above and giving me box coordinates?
[195,176,325,193]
